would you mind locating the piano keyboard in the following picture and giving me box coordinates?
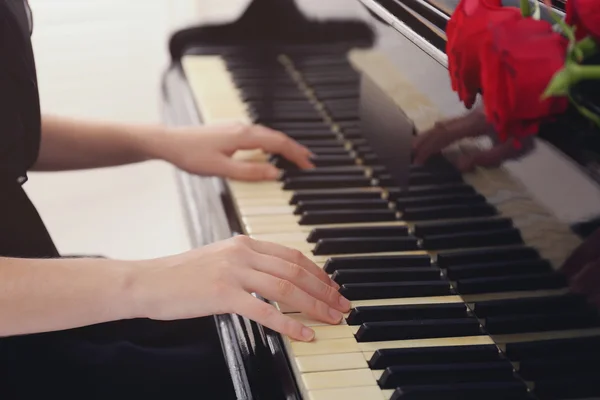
[182,48,600,400]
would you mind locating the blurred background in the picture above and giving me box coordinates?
[24,0,247,260]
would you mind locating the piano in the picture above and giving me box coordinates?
[161,0,600,398]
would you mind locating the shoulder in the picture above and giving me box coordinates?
[0,0,40,183]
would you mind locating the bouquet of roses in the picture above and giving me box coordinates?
[446,0,600,149]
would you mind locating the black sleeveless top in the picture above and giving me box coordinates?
[0,0,58,258]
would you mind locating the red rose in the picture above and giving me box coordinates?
[480,18,569,143]
[566,0,600,41]
[446,0,522,109]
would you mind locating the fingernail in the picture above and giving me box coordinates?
[302,326,315,341]
[339,296,351,311]
[331,279,340,290]
[329,308,343,322]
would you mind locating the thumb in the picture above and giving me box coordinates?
[222,159,281,182]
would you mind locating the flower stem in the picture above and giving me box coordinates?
[574,65,600,80]
[520,0,532,17]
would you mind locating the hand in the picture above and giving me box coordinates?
[560,228,600,307]
[149,123,314,181]
[413,106,525,172]
[131,236,350,342]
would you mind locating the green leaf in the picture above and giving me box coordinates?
[542,67,571,98]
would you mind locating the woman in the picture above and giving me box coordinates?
[0,1,348,398]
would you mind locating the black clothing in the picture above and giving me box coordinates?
[0,2,235,398]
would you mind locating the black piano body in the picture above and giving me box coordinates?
[161,1,600,399]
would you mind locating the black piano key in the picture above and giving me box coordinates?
[295,198,388,215]
[282,175,371,190]
[394,194,486,211]
[519,354,600,380]
[333,267,440,285]
[273,154,358,170]
[534,375,600,400]
[313,87,360,99]
[391,382,531,400]
[293,139,345,148]
[313,237,419,255]
[283,130,338,140]
[241,89,307,101]
[356,318,482,343]
[324,254,431,274]
[310,154,357,167]
[347,138,368,147]
[303,75,358,86]
[289,189,382,205]
[229,69,290,79]
[505,336,600,361]
[339,281,451,300]
[307,147,351,156]
[341,128,362,138]
[347,303,466,325]
[247,98,313,108]
[418,153,459,172]
[414,218,514,237]
[290,55,352,68]
[473,294,587,318]
[335,120,359,129]
[255,114,324,124]
[368,345,501,369]
[354,145,375,157]
[436,247,540,268]
[280,166,365,179]
[455,272,567,295]
[328,108,359,121]
[324,99,359,110]
[404,171,464,186]
[298,209,397,225]
[379,361,513,388]
[402,204,497,221]
[446,259,553,280]
[307,225,409,242]
[268,122,333,131]
[421,229,524,251]
[484,310,600,335]
[387,183,476,200]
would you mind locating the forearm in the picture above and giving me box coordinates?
[32,115,166,171]
[0,256,144,337]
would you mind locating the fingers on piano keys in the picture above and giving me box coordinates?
[182,51,600,399]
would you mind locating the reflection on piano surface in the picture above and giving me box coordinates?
[161,0,600,398]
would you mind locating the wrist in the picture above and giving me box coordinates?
[123,256,172,320]
[131,125,171,162]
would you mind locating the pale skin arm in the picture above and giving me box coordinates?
[33,115,314,180]
[0,256,139,336]
[32,115,159,171]
[0,237,349,342]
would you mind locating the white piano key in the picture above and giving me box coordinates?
[237,205,296,216]
[233,196,293,207]
[307,386,390,400]
[180,56,250,124]
[351,295,464,307]
[301,368,380,390]
[294,352,368,373]
[277,296,465,314]
[287,313,348,327]
[289,325,354,341]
